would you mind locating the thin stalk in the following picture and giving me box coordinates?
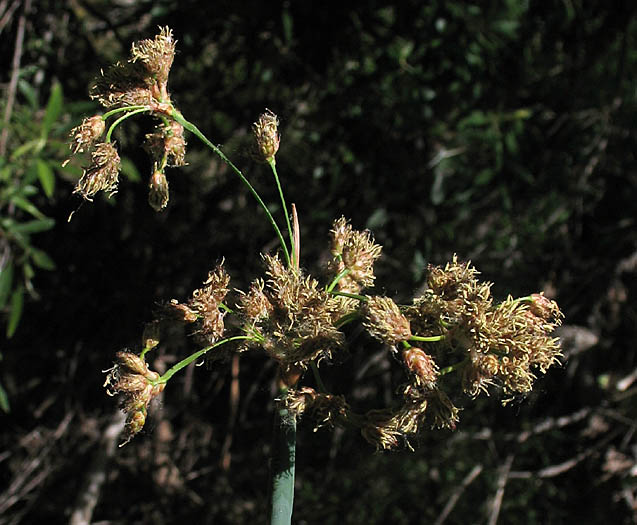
[269,158,294,266]
[157,335,252,384]
[410,334,446,343]
[171,109,291,266]
[270,387,296,525]
[105,107,150,142]
[326,267,350,293]
[102,105,149,120]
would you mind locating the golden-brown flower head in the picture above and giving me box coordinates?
[144,121,187,168]
[362,296,412,345]
[251,109,280,163]
[239,254,344,368]
[130,26,176,87]
[74,142,121,200]
[328,217,382,293]
[103,351,165,445]
[188,263,230,344]
[402,347,438,390]
[148,168,169,212]
[69,115,105,155]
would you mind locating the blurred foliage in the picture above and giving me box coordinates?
[1,0,636,524]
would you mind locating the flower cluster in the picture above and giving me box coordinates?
[282,252,562,449]
[328,217,382,294]
[238,254,344,373]
[165,262,230,345]
[67,27,186,210]
[251,109,280,163]
[103,351,165,446]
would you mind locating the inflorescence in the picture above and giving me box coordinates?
[85,28,564,449]
[104,218,563,448]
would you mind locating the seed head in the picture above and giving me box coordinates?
[103,351,165,445]
[144,121,187,167]
[402,347,438,389]
[362,296,412,345]
[240,254,344,367]
[130,27,176,87]
[251,109,280,163]
[90,61,153,109]
[188,263,230,343]
[69,115,105,155]
[74,142,121,200]
[148,168,169,211]
[328,217,382,293]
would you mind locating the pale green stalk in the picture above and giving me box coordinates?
[171,109,291,266]
[270,387,296,525]
[268,158,294,267]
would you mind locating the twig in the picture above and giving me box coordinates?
[0,0,20,36]
[434,464,483,525]
[68,411,126,525]
[487,454,514,525]
[0,0,30,156]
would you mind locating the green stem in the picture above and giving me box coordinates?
[105,107,150,142]
[326,268,350,293]
[157,335,252,384]
[268,158,294,267]
[171,109,291,266]
[270,387,296,525]
[409,334,446,343]
[102,105,149,120]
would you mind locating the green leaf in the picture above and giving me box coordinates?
[41,82,63,139]
[31,248,56,270]
[0,263,14,309]
[11,218,55,234]
[6,286,24,338]
[0,381,9,413]
[17,79,38,110]
[10,196,45,219]
[36,158,55,198]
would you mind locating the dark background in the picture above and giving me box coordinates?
[1,1,636,523]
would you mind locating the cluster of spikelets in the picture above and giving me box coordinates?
[103,350,165,446]
[105,216,563,449]
[65,27,186,210]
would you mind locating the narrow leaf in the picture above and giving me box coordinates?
[10,196,45,219]
[0,263,14,309]
[11,218,55,235]
[41,82,63,139]
[36,159,55,198]
[7,286,24,338]
[31,248,56,270]
[0,381,9,413]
